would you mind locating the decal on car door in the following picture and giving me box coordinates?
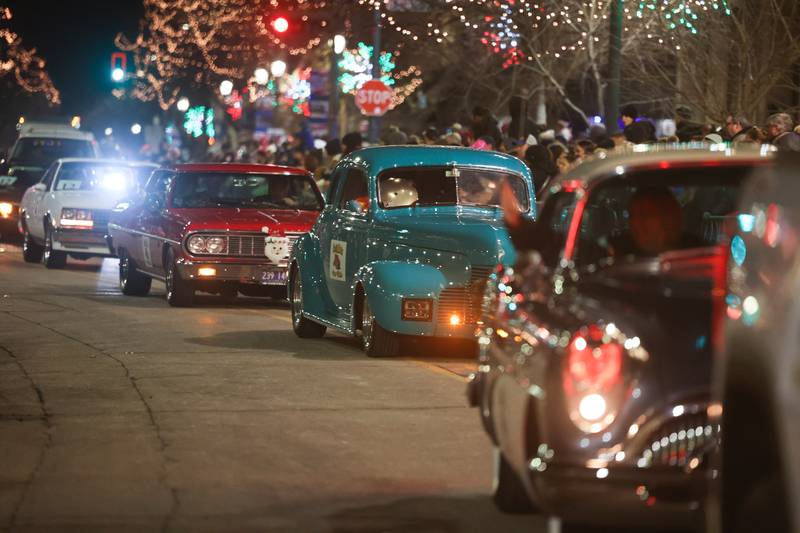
[330,239,346,281]
[265,236,289,264]
[141,236,153,268]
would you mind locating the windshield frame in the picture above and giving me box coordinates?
[375,165,530,211]
[167,171,324,211]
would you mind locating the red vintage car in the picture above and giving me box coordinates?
[107,163,324,307]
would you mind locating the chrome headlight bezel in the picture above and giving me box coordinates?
[186,235,207,254]
[205,236,227,254]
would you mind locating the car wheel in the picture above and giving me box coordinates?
[42,223,66,269]
[361,296,400,357]
[22,228,43,263]
[165,248,194,307]
[492,447,536,514]
[290,266,326,338]
[118,249,152,296]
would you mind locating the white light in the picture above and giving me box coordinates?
[313,139,327,150]
[254,68,269,85]
[270,60,287,78]
[177,97,190,112]
[573,336,587,351]
[743,296,759,316]
[104,127,113,136]
[578,394,607,422]
[333,34,347,54]
[131,123,142,135]
[101,172,127,191]
[615,165,625,175]
[672,405,685,417]
[111,67,125,82]
[219,79,234,96]
[596,468,609,479]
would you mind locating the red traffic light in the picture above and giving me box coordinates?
[271,16,289,33]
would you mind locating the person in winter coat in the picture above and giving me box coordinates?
[621,104,655,144]
[766,113,800,152]
[725,114,753,143]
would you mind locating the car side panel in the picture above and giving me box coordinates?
[294,231,338,323]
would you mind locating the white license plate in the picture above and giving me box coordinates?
[260,269,288,285]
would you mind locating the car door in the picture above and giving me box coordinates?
[26,162,58,239]
[327,166,371,313]
[136,171,173,275]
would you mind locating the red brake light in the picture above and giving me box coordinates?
[563,331,623,395]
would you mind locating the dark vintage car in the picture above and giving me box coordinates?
[467,146,773,530]
[706,152,798,533]
[107,163,324,307]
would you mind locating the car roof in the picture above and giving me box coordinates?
[17,123,95,142]
[554,143,774,188]
[344,145,532,178]
[172,163,311,175]
[56,158,154,166]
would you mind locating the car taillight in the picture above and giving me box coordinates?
[563,325,625,433]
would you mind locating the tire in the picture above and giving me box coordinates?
[118,249,152,296]
[165,248,194,307]
[290,266,326,338]
[361,296,400,357]
[22,228,43,263]
[492,447,536,514]
[42,223,67,269]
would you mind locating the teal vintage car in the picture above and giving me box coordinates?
[289,145,535,356]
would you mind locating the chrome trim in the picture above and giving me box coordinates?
[182,230,303,261]
[108,224,181,245]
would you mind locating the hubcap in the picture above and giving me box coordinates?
[44,230,52,261]
[120,256,129,287]
[361,298,374,350]
[166,260,174,300]
[291,271,302,329]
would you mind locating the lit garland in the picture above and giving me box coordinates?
[338,42,396,93]
[0,6,60,104]
[183,105,215,138]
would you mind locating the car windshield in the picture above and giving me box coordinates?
[377,167,529,210]
[10,138,94,168]
[170,172,323,210]
[576,165,752,266]
[53,163,136,193]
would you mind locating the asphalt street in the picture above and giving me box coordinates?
[0,244,544,532]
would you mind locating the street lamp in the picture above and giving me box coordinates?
[270,60,287,78]
[254,68,269,85]
[177,97,190,112]
[131,123,142,135]
[111,67,125,82]
[333,34,346,55]
[220,79,234,97]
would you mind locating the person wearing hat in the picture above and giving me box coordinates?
[621,104,655,144]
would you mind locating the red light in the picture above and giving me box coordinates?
[272,16,289,33]
[563,332,623,395]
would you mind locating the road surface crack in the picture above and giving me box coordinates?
[1,312,181,532]
[1,345,52,531]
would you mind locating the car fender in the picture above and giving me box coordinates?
[354,261,447,334]
[292,231,335,318]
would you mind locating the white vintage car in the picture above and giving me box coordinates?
[19,158,150,268]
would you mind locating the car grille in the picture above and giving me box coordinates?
[637,412,718,468]
[194,232,302,263]
[437,266,495,325]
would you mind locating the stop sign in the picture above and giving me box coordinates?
[355,80,394,117]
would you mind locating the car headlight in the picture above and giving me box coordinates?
[205,236,226,254]
[60,208,93,228]
[187,235,207,254]
[0,202,13,218]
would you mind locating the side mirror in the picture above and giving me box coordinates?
[31,183,46,193]
[345,199,367,215]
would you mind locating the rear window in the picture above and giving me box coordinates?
[170,172,323,211]
[576,165,753,266]
[10,138,94,168]
[53,163,136,193]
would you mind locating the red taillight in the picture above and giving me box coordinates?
[563,331,623,395]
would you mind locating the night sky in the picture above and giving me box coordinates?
[7,0,143,116]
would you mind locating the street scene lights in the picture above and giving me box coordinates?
[176,97,190,112]
[111,67,125,82]
[131,123,142,135]
[333,34,346,55]
[219,80,234,97]
[270,60,287,78]
[254,68,269,85]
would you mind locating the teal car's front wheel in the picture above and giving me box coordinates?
[290,266,326,338]
[360,295,400,357]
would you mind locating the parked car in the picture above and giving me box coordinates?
[706,152,798,533]
[0,122,100,239]
[19,158,143,268]
[107,163,323,306]
[289,145,536,357]
[467,146,773,530]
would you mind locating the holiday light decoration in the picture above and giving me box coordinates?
[183,105,215,138]
[0,6,60,104]
[338,42,396,93]
[279,67,312,116]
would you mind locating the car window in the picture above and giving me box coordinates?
[575,166,751,266]
[145,171,173,207]
[537,190,578,264]
[170,172,322,210]
[377,167,529,210]
[338,168,369,213]
[10,138,94,169]
[53,163,135,192]
[41,163,59,189]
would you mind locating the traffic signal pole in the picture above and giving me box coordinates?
[368,6,382,143]
[606,0,623,134]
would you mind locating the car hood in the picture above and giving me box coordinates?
[53,191,129,210]
[376,207,516,267]
[174,208,319,234]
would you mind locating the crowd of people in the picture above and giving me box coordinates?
[193,104,800,196]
